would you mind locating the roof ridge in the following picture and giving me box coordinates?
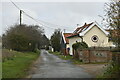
[73,22,94,34]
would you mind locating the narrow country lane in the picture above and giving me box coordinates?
[31,49,93,78]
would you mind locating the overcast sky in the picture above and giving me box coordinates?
[1,0,110,38]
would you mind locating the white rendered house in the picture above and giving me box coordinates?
[62,21,114,55]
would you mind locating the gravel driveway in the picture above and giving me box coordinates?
[77,64,107,77]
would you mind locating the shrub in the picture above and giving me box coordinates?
[34,48,40,54]
[72,42,88,50]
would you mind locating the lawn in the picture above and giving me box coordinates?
[2,49,40,78]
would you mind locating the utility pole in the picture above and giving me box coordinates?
[20,10,22,26]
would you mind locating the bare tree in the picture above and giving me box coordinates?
[105,0,120,49]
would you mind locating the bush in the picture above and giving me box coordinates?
[34,48,40,54]
[72,42,88,50]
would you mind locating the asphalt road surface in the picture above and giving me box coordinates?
[31,49,93,78]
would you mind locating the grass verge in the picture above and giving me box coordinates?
[2,49,40,78]
[48,50,73,60]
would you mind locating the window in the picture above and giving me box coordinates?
[91,35,98,42]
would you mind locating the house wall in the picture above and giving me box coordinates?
[108,41,114,47]
[61,37,66,55]
[83,25,112,47]
[66,44,70,55]
[69,37,82,55]
[61,37,66,48]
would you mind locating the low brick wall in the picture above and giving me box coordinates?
[75,48,112,63]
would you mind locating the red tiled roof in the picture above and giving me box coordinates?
[63,33,72,44]
[73,27,82,33]
[74,22,93,34]
[67,22,94,38]
[67,33,79,38]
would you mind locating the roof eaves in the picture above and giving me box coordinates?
[94,21,109,35]
[67,34,79,38]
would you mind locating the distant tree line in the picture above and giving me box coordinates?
[2,24,49,52]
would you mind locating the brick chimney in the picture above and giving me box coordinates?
[84,22,87,26]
